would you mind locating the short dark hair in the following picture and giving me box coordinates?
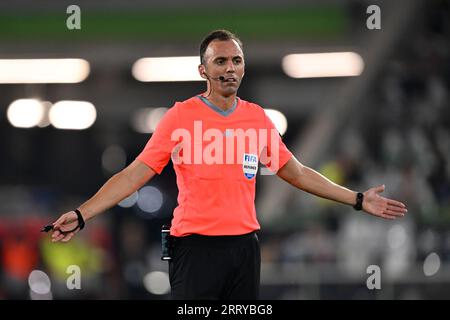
[199,29,243,65]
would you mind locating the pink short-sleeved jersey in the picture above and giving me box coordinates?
[137,95,293,236]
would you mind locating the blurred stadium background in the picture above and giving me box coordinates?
[0,0,449,299]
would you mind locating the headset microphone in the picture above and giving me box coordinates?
[202,72,226,98]
[203,72,225,82]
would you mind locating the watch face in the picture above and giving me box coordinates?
[353,193,363,210]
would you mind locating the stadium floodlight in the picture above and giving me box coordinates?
[0,59,90,83]
[282,52,364,78]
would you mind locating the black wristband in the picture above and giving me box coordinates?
[74,209,85,230]
[353,192,364,211]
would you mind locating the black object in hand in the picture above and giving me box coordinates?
[41,225,54,233]
[40,209,85,234]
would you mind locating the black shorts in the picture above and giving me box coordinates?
[168,231,260,300]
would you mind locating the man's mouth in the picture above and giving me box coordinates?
[223,77,237,83]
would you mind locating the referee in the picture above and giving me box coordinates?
[50,30,408,299]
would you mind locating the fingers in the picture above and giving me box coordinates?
[52,217,66,231]
[387,204,407,214]
[383,200,408,219]
[51,229,66,242]
[387,199,407,208]
[376,205,407,219]
[51,213,79,243]
[53,212,74,229]
[49,211,79,243]
[61,232,76,242]
[375,204,406,218]
[373,184,385,193]
[369,205,405,220]
[51,228,78,242]
[377,213,396,220]
[365,191,407,220]
[384,208,405,217]
[52,220,63,230]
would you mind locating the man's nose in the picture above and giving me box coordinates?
[225,61,236,73]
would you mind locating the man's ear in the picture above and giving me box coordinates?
[198,64,207,79]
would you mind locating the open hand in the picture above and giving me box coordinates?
[362,185,407,220]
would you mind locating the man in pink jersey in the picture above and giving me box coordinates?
[49,30,408,299]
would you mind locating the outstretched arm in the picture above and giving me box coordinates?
[51,159,156,242]
[276,157,407,219]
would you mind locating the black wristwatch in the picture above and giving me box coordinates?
[353,192,364,211]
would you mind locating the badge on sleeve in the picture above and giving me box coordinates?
[243,153,258,179]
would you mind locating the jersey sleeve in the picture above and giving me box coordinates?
[136,104,180,174]
[262,111,293,173]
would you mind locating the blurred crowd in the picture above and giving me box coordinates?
[258,0,450,299]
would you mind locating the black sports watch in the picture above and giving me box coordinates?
[353,192,364,211]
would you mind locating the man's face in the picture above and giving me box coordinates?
[199,39,245,97]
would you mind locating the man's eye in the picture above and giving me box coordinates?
[216,60,224,65]
[234,59,242,64]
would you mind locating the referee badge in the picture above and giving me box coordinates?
[243,153,258,179]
